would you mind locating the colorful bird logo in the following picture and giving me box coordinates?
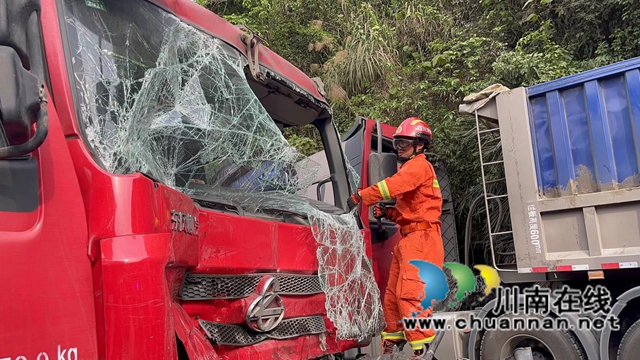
[408,261,502,312]
[474,264,501,299]
[408,260,449,312]
[443,262,477,303]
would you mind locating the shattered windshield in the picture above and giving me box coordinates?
[61,0,317,200]
[60,0,384,342]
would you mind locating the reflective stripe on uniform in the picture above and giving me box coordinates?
[381,331,405,341]
[378,180,392,200]
[409,335,436,350]
[433,179,440,189]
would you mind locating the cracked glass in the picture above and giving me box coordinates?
[61,0,383,343]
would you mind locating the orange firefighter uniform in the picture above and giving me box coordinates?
[359,152,444,350]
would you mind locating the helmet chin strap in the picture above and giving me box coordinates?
[398,145,419,163]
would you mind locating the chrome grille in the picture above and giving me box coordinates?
[179,274,261,300]
[277,274,323,295]
[179,273,323,300]
[199,316,326,346]
[270,316,326,339]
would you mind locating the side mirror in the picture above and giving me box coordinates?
[0,46,47,159]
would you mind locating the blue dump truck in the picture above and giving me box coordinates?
[453,56,640,360]
[312,56,640,359]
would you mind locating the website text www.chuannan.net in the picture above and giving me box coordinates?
[403,313,620,332]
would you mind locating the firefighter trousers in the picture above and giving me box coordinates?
[380,225,444,351]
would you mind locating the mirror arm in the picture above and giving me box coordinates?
[0,85,48,159]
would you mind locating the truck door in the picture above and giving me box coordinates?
[342,118,402,300]
[342,118,460,301]
[0,1,98,359]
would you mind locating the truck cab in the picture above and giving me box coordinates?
[0,1,382,359]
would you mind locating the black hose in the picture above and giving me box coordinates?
[0,95,49,159]
[464,195,484,267]
[464,193,506,266]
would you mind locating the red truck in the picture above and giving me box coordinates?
[0,1,387,359]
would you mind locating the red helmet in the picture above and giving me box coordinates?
[392,117,433,150]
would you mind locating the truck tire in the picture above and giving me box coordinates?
[617,318,640,359]
[479,314,587,360]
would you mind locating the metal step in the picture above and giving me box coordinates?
[491,231,513,236]
[483,160,504,166]
[486,194,508,200]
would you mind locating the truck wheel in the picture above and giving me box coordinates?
[617,319,640,359]
[479,314,586,360]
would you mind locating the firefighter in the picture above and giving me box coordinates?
[346,117,444,359]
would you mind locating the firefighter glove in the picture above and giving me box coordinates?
[373,203,390,219]
[347,191,362,210]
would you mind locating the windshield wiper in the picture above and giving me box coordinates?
[191,195,241,216]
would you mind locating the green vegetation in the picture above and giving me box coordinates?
[197,0,640,264]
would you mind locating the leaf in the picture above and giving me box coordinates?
[432,54,447,66]
[525,13,539,22]
[523,0,535,9]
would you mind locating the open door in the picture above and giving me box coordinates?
[342,118,402,300]
[341,117,459,302]
[342,118,398,239]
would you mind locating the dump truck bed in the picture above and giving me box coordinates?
[473,57,640,273]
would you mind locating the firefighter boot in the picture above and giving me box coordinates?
[410,344,425,359]
[410,344,439,360]
[381,339,406,354]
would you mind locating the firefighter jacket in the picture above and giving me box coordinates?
[359,153,442,226]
